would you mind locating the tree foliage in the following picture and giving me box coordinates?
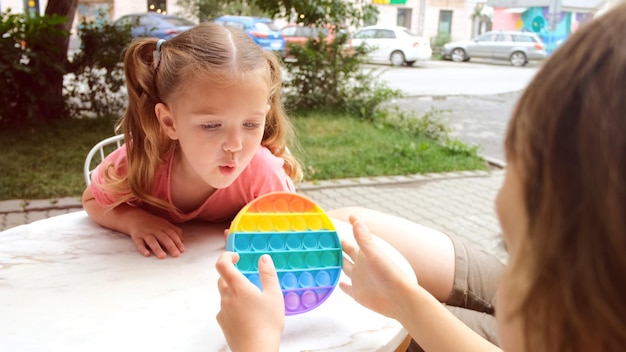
[0,0,77,124]
[0,10,68,124]
[176,0,269,22]
[251,0,378,27]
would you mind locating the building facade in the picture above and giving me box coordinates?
[487,0,608,53]
[372,0,490,42]
[2,0,187,33]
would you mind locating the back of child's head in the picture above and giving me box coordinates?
[115,23,301,207]
[503,3,626,350]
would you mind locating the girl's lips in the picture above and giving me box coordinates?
[219,164,236,175]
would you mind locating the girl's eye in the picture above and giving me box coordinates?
[244,122,262,128]
[201,124,220,130]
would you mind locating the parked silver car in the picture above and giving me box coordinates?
[441,31,546,67]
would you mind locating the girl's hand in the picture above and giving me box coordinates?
[128,213,184,259]
[340,215,419,320]
[216,252,284,352]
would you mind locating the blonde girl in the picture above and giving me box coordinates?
[83,23,302,259]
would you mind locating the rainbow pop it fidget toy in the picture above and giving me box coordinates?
[226,192,342,315]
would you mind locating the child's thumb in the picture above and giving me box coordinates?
[258,254,281,293]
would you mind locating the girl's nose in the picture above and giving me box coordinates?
[222,129,243,153]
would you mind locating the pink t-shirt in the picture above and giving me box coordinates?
[90,145,295,223]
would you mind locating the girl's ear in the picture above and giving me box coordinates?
[155,103,179,140]
[266,104,271,115]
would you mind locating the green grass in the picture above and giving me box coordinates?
[0,111,487,201]
[291,111,486,180]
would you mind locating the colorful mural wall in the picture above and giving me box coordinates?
[492,7,594,54]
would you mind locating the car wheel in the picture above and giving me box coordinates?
[451,48,466,62]
[405,60,416,67]
[510,51,527,67]
[390,51,405,66]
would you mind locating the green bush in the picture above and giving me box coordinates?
[283,31,401,120]
[66,18,133,118]
[431,32,451,59]
[0,10,68,125]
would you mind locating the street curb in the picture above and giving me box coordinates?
[0,165,506,214]
[297,169,504,191]
[0,197,83,214]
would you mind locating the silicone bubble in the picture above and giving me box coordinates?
[226,192,342,315]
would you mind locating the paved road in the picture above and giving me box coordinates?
[391,92,520,164]
[375,59,539,97]
[373,60,530,164]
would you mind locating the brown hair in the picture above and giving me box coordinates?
[100,22,302,211]
[503,3,626,351]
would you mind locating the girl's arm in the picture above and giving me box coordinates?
[82,187,185,259]
[341,216,502,352]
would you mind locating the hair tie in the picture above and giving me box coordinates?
[154,39,166,68]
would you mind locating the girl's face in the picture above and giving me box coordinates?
[494,161,528,352]
[156,73,270,190]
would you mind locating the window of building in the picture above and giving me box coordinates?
[438,10,453,35]
[397,8,412,29]
[148,0,166,14]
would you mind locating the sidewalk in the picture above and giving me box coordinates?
[0,169,507,262]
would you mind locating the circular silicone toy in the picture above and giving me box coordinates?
[226,192,342,315]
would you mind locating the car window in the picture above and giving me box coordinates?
[298,27,313,37]
[513,34,535,42]
[354,29,376,39]
[163,17,195,27]
[282,26,297,36]
[139,17,158,27]
[255,22,279,32]
[476,33,496,42]
[222,21,245,30]
[115,16,135,26]
[497,34,514,42]
[401,28,420,37]
[375,29,396,39]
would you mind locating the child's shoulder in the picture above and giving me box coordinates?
[249,145,284,168]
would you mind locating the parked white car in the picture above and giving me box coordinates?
[350,25,432,66]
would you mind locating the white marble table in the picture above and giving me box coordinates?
[0,211,408,351]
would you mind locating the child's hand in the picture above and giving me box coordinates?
[128,214,184,259]
[340,215,418,320]
[216,252,284,352]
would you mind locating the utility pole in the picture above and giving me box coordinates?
[548,0,562,30]
[417,0,426,36]
[547,0,562,54]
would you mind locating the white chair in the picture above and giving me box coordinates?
[84,134,124,186]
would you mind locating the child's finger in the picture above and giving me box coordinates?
[341,252,354,277]
[341,239,358,260]
[339,281,353,298]
[166,229,185,252]
[132,238,151,257]
[348,216,376,255]
[215,252,241,283]
[257,254,281,294]
[160,237,182,258]
[143,236,167,259]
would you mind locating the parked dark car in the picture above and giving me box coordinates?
[213,15,285,52]
[441,31,546,67]
[113,12,196,40]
